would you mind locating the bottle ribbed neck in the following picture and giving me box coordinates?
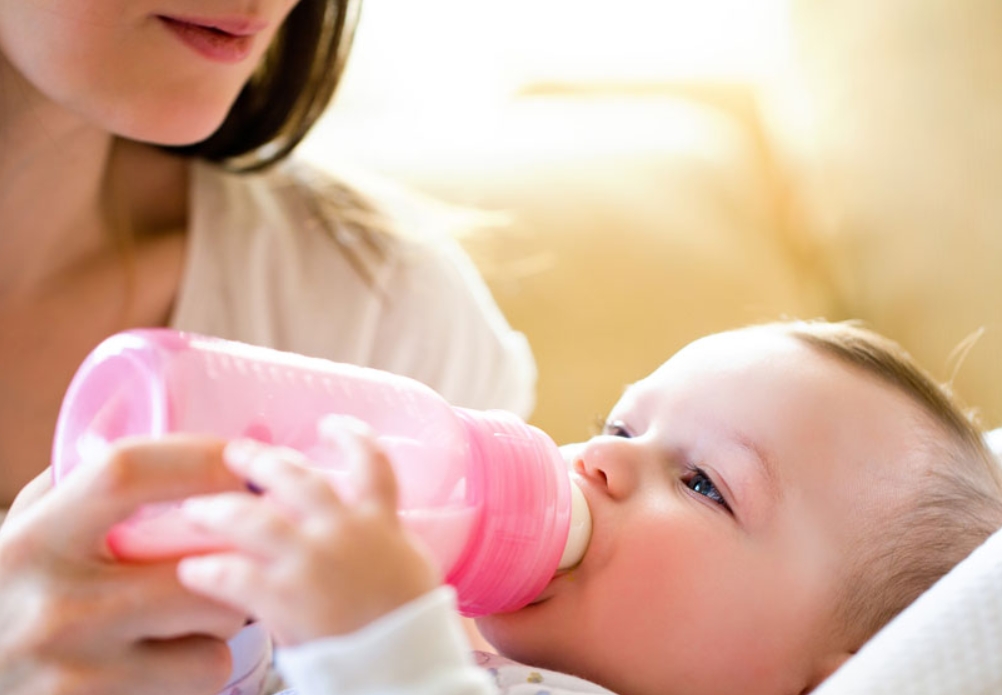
[447,407,573,616]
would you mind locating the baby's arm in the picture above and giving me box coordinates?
[175,417,498,695]
[273,585,496,695]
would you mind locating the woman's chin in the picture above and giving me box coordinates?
[108,106,232,148]
[126,122,225,148]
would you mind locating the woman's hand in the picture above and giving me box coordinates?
[0,436,250,695]
[177,417,441,647]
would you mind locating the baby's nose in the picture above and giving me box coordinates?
[573,437,642,499]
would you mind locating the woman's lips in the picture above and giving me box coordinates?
[157,15,263,63]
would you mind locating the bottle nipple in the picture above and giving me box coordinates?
[557,481,592,570]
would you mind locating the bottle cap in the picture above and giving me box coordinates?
[52,330,171,483]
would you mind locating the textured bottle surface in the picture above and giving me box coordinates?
[54,330,478,570]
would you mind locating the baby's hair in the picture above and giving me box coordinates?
[169,0,360,170]
[766,319,1002,647]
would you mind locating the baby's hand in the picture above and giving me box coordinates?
[176,417,441,647]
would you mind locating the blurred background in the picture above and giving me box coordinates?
[300,0,1002,444]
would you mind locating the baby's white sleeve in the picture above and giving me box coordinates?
[273,586,497,695]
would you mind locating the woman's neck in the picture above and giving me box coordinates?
[0,53,188,300]
[0,132,116,299]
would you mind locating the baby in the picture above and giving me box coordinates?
[176,320,1002,695]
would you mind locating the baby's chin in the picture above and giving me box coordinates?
[497,643,605,690]
[523,580,560,608]
[475,605,583,675]
[520,564,582,611]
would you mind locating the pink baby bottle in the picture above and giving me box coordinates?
[51,329,592,694]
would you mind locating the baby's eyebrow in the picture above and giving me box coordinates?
[730,430,782,503]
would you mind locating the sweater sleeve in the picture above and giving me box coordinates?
[273,587,497,695]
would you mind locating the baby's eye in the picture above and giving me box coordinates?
[601,420,633,438]
[686,468,731,512]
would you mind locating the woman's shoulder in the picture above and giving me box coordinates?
[178,159,536,416]
[188,157,486,285]
[189,157,391,257]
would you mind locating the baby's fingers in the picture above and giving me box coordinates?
[319,415,399,519]
[222,440,343,518]
[180,492,297,558]
[176,552,262,615]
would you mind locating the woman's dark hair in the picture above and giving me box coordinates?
[168,0,360,172]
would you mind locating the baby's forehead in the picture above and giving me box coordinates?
[679,328,809,363]
[626,327,935,473]
[635,329,824,390]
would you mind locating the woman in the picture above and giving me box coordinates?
[0,1,535,692]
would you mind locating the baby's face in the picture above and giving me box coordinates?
[477,328,930,695]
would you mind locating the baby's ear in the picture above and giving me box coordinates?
[800,650,853,694]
